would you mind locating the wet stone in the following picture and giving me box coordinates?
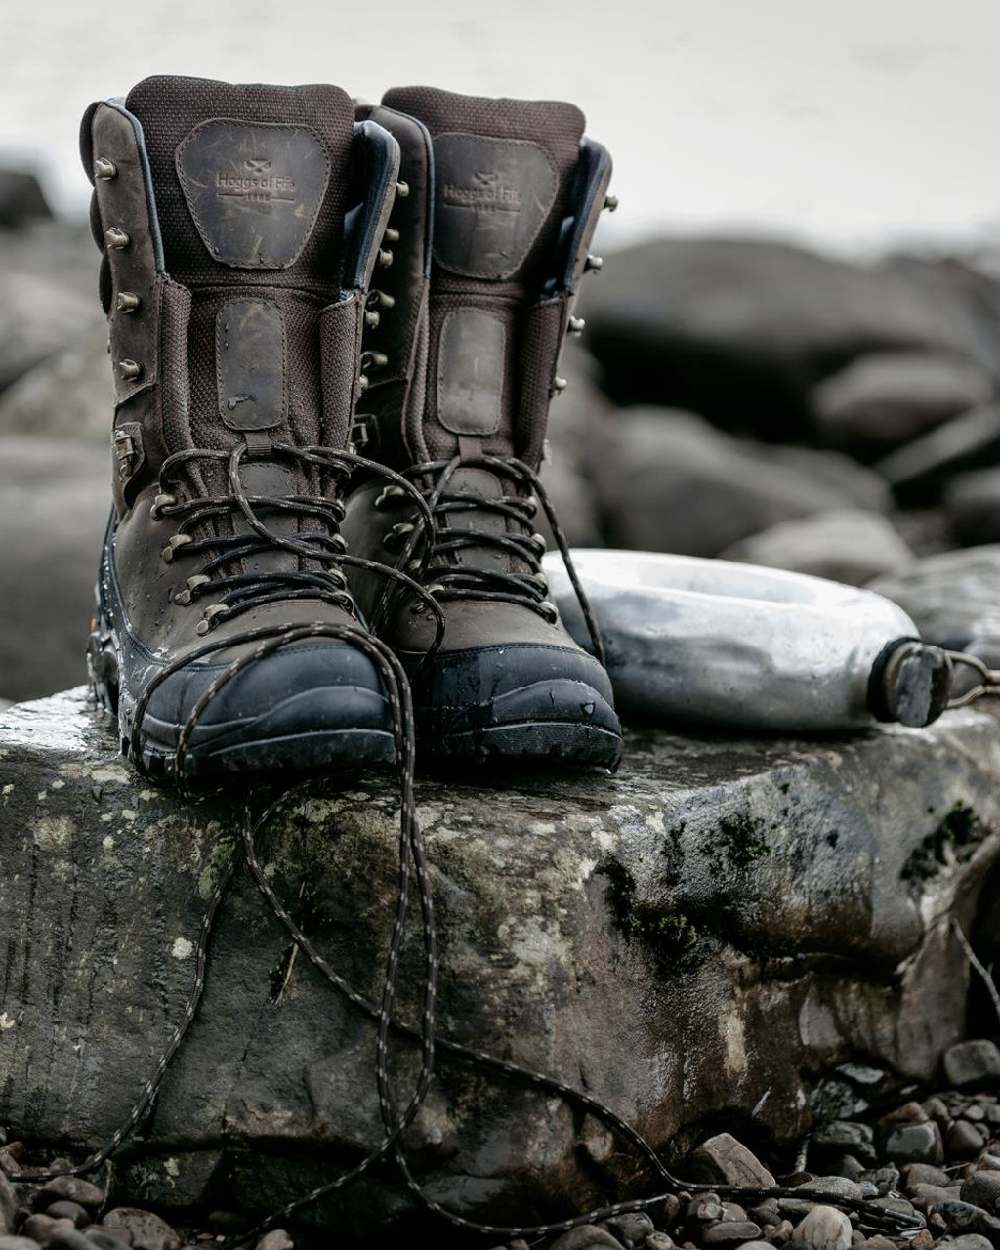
[690,1136,776,1189]
[945,1042,1000,1091]
[949,1121,991,1158]
[601,1214,655,1247]
[702,1222,763,1245]
[548,1229,627,1250]
[793,1205,853,1250]
[883,1122,944,1166]
[963,1173,1000,1212]
[99,1211,181,1250]
[47,1202,90,1228]
[905,1164,953,1189]
[940,1236,996,1250]
[253,1232,294,1250]
[37,1179,105,1211]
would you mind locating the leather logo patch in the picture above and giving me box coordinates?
[216,298,287,431]
[177,120,330,270]
[432,134,557,280]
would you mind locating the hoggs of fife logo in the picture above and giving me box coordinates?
[443,170,521,212]
[216,157,296,204]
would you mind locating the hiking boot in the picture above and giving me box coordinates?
[344,88,622,765]
[82,75,404,779]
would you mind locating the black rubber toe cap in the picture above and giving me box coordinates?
[133,639,394,776]
[405,643,622,765]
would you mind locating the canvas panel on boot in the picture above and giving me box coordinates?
[343,88,621,765]
[82,76,403,778]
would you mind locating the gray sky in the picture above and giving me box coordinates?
[3,0,999,254]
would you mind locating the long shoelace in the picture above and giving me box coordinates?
[17,450,923,1246]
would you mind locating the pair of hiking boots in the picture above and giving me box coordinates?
[82,75,622,778]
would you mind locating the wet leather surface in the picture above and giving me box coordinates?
[436,307,505,436]
[216,298,287,431]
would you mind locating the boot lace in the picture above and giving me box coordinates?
[375,452,606,665]
[17,448,922,1248]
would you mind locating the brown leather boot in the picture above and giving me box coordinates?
[343,88,621,765]
[82,75,404,779]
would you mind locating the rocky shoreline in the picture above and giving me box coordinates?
[2,1039,1000,1249]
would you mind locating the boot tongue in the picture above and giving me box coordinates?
[381,86,584,461]
[125,76,356,462]
[127,75,355,290]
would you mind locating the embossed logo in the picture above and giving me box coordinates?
[215,157,296,206]
[432,134,557,280]
[442,170,521,212]
[176,120,331,270]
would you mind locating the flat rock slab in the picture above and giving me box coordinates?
[1,690,999,1239]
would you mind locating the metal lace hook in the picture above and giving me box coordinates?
[946,650,1000,709]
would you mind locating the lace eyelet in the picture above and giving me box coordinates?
[150,492,177,520]
[374,485,409,511]
[382,521,416,553]
[195,604,230,635]
[174,574,211,606]
[540,601,559,624]
[528,532,547,556]
[161,533,192,562]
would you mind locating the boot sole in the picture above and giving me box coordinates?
[428,719,623,766]
[89,626,396,782]
[413,667,624,769]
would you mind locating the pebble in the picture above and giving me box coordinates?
[907,1165,954,1188]
[793,1205,853,1250]
[548,1229,626,1250]
[48,1232,95,1250]
[81,1234,131,1249]
[944,1042,1000,1091]
[602,1214,655,1247]
[937,1201,1000,1238]
[701,1221,762,1245]
[253,1233,293,1250]
[884,1121,945,1165]
[963,1174,1000,1211]
[645,1235,676,1250]
[749,1201,780,1228]
[938,1237,995,1250]
[0,1238,45,1249]
[812,1123,876,1164]
[46,1202,90,1229]
[36,1179,105,1212]
[948,1121,990,1159]
[21,1215,76,1246]
[99,1211,181,1250]
[806,1178,864,1201]
[690,1135,776,1189]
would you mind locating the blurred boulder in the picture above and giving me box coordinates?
[586,408,888,557]
[877,404,1000,505]
[811,351,993,462]
[766,443,890,513]
[0,333,109,439]
[722,509,913,586]
[537,456,603,549]
[943,467,1000,546]
[888,254,1000,378]
[0,270,101,393]
[582,237,980,440]
[0,169,52,228]
[0,437,107,702]
[869,546,1000,649]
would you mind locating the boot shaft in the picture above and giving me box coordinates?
[355,87,613,472]
[81,76,400,513]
